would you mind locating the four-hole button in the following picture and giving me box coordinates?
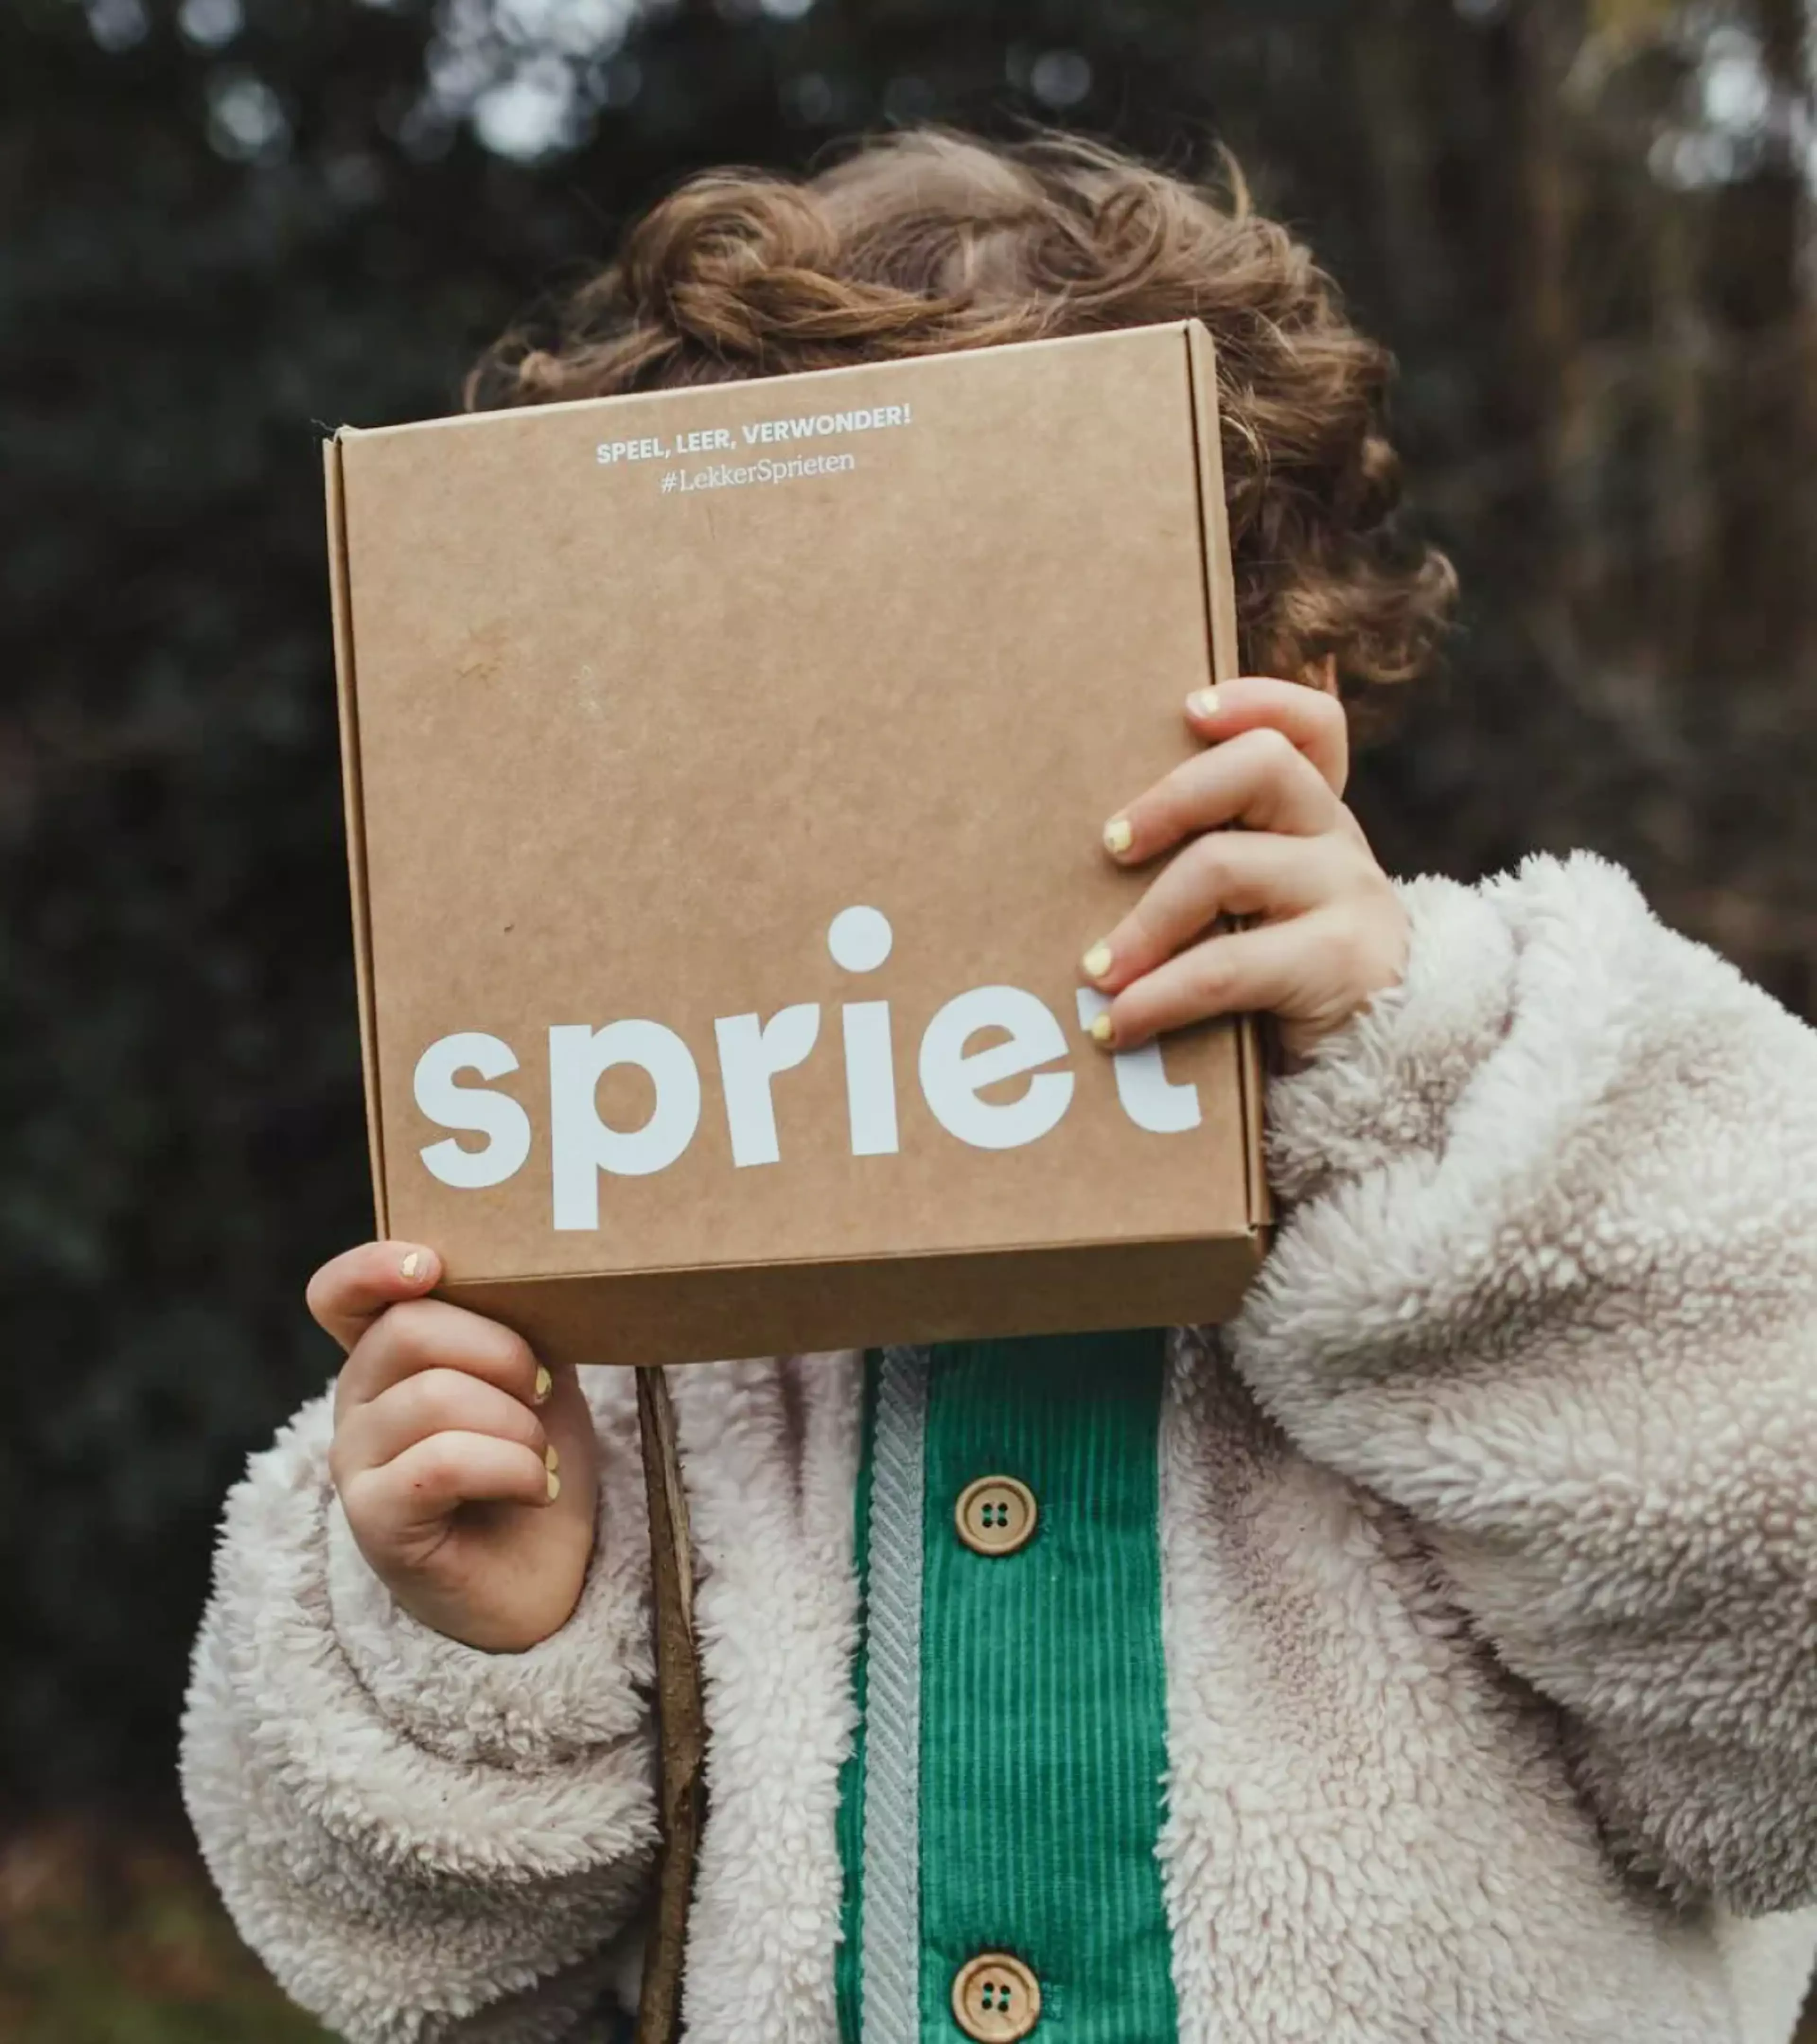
[955,1476,1038,1557]
[951,1951,1041,2041]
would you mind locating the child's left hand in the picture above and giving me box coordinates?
[1082,675,1409,1066]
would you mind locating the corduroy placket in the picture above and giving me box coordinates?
[834,1332,1179,2044]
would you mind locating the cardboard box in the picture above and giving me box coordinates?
[324,319,1270,1367]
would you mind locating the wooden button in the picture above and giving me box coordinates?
[951,1951,1041,2041]
[955,1475,1038,1557]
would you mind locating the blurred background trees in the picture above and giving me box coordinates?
[2,0,1815,2028]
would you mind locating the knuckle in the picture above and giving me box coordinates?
[401,1367,466,1432]
[410,1436,464,1496]
[1145,850,1221,941]
[1182,830,1233,890]
[1146,786,1200,849]
[1284,739,1327,790]
[1310,686,1346,735]
[383,1302,441,1373]
[1120,898,1167,965]
[1244,724,1298,775]
[1162,752,1215,818]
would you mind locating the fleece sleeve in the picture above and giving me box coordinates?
[179,1367,659,2044]
[1230,851,1817,1915]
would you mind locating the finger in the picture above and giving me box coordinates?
[334,1368,552,1486]
[345,1432,556,1539]
[1103,725,1342,865]
[1082,831,1351,993]
[308,1240,441,1353]
[335,1297,547,1423]
[1095,916,1329,1049]
[1184,674,1350,794]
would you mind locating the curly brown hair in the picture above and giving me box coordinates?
[469,128,1455,722]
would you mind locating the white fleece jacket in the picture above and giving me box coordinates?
[182,854,1817,2044]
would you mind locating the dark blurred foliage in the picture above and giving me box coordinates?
[0,1818,337,2040]
[1,0,1813,1814]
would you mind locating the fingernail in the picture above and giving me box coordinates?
[546,1469,562,1502]
[1103,816,1133,856]
[1089,1012,1115,1048]
[399,1249,424,1282]
[1187,686,1220,719]
[545,1445,560,1474]
[534,1365,553,1405]
[1081,941,1113,981]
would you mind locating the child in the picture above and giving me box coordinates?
[182,130,1817,2044]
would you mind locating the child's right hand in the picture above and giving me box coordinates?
[310,1242,600,1653]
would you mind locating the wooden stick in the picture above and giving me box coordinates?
[633,1364,705,2044]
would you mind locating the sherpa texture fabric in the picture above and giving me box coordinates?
[182,855,1817,2044]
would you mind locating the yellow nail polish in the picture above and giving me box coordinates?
[534,1365,553,1404]
[1089,1013,1115,1047]
[1081,942,1113,980]
[1187,686,1220,719]
[1103,816,1133,856]
[546,1469,562,1502]
[399,1250,423,1281]
[545,1445,560,1474]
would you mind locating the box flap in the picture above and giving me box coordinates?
[1184,321,1242,686]
[323,432,389,1238]
[1184,322,1273,1231]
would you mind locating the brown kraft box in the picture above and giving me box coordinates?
[323,318,1271,1368]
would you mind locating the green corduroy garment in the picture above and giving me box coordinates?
[835,1331,1180,2042]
